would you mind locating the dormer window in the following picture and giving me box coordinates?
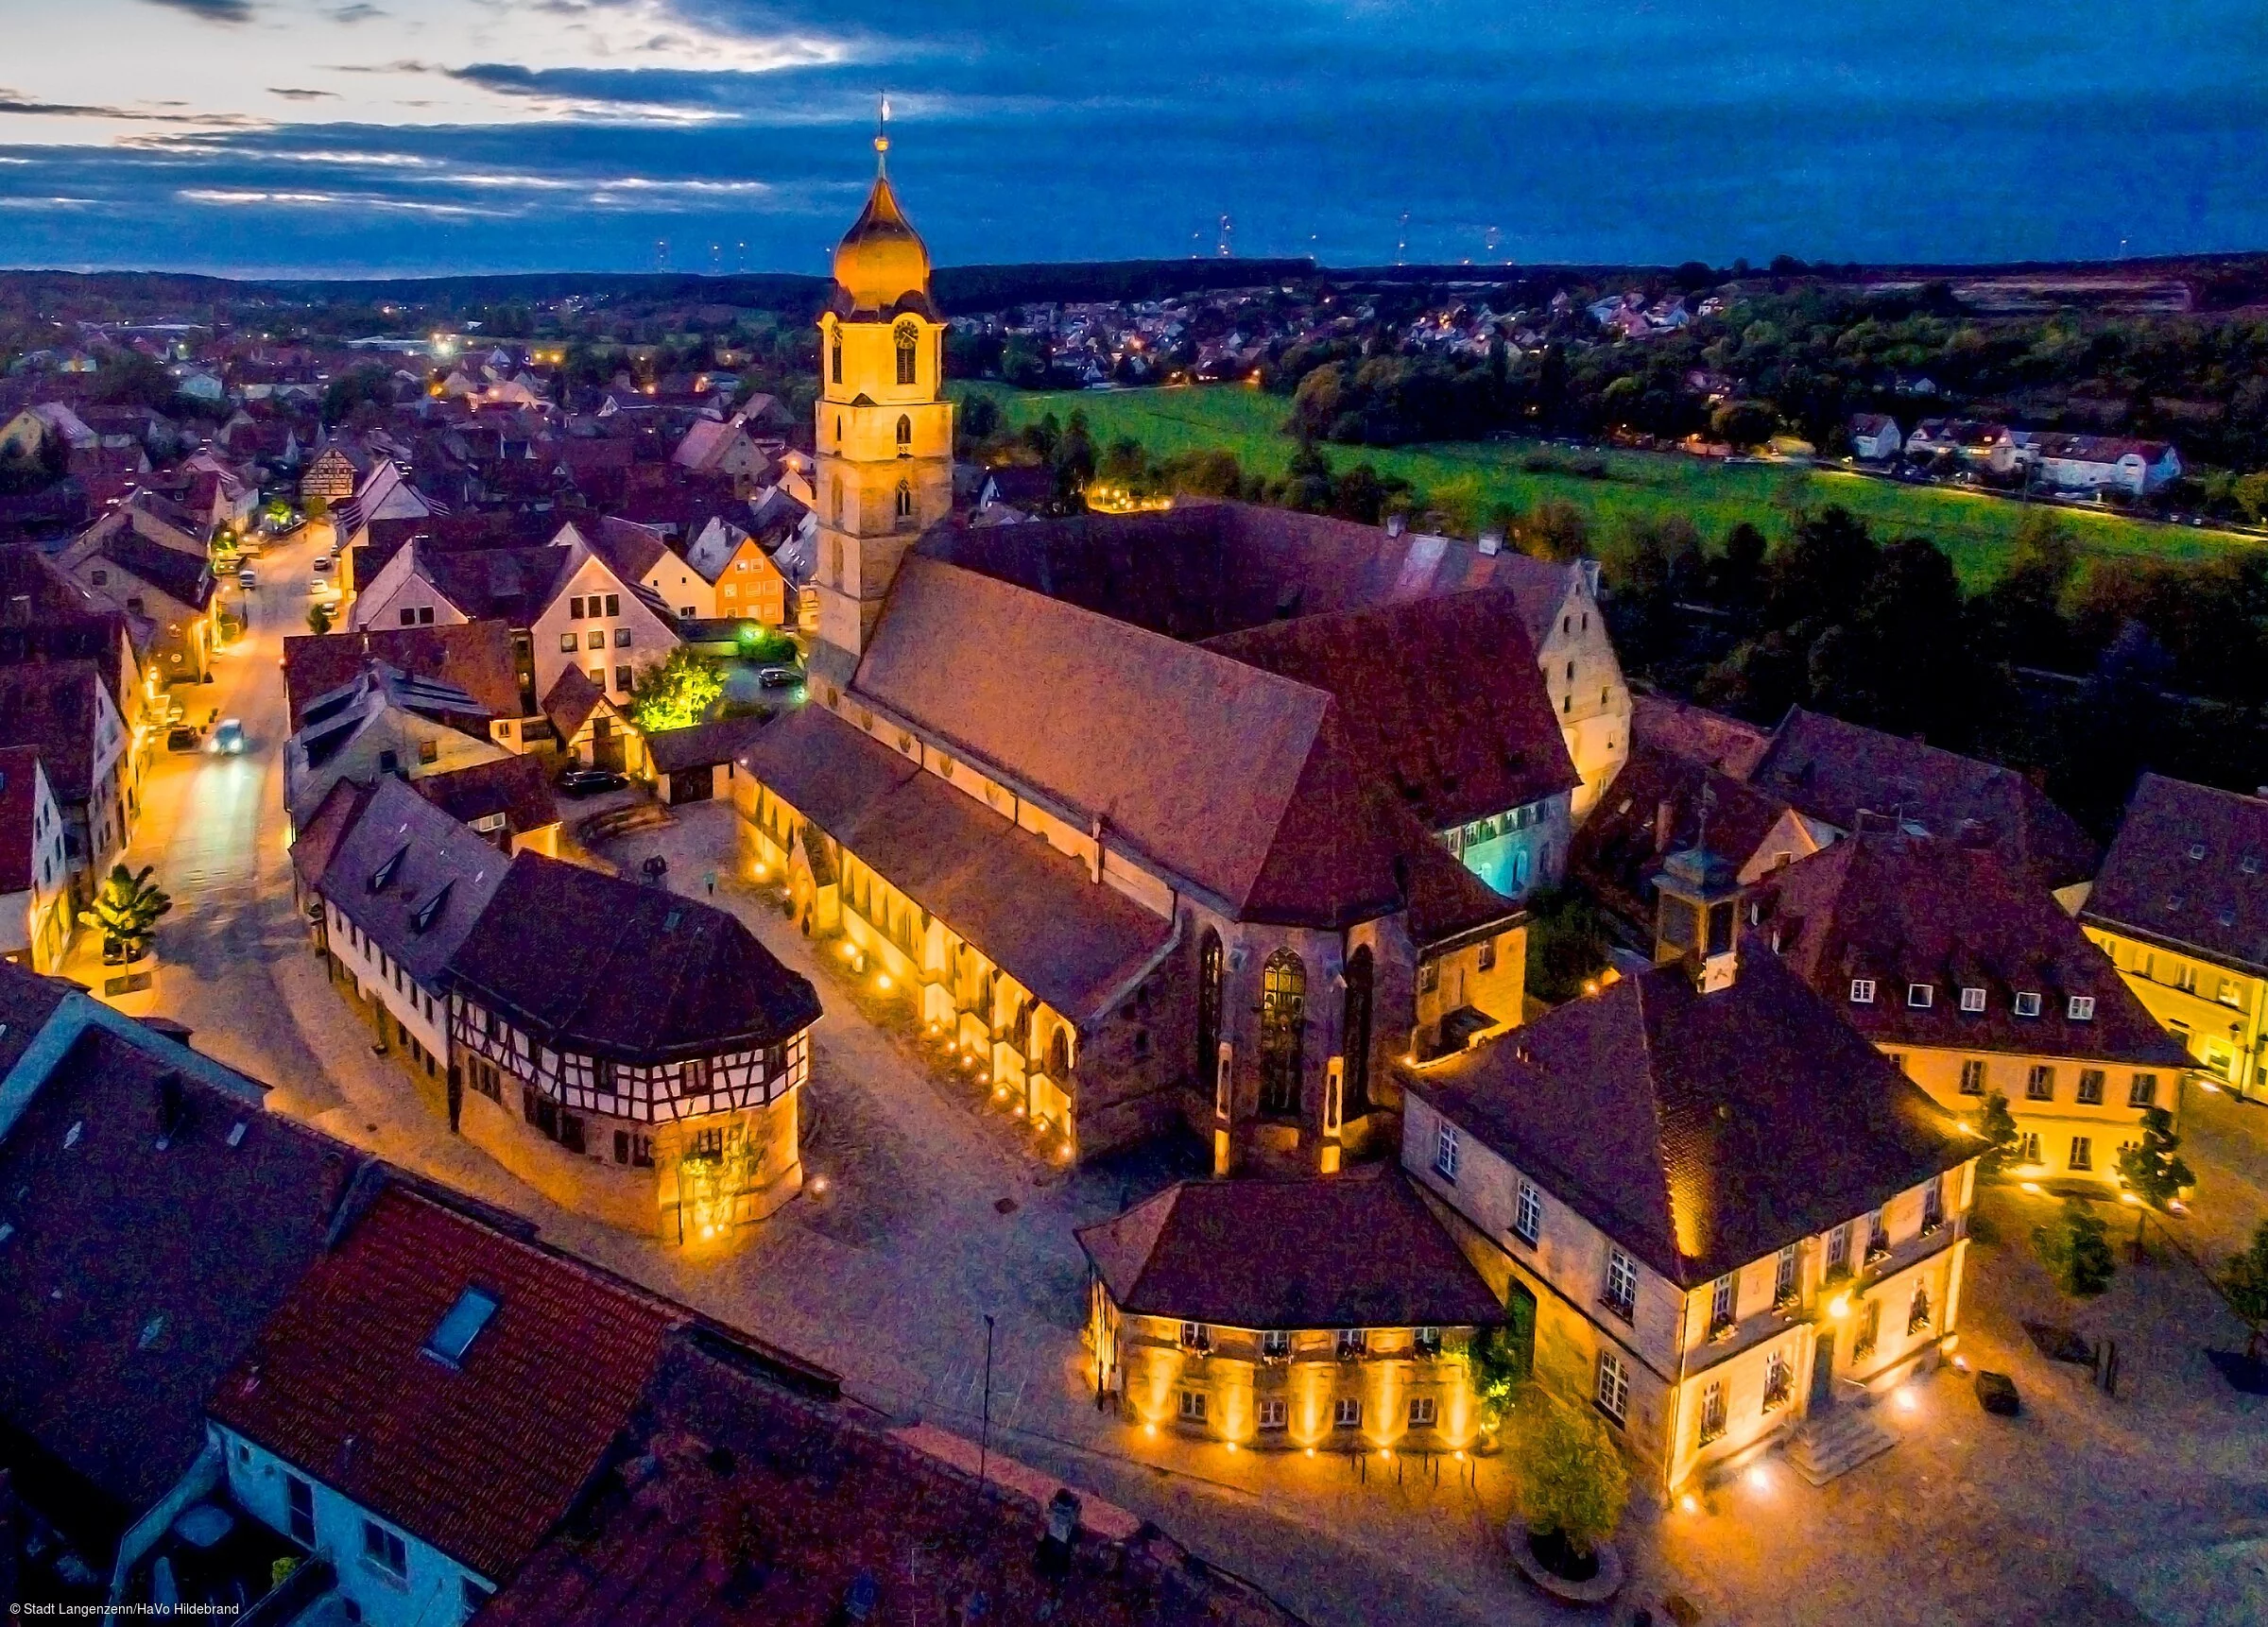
[2188,843,2207,861]
[1906,984,1933,1009]
[1849,978,1877,1004]
[2014,991,2042,1017]
[369,845,406,893]
[2242,854,2261,876]
[2068,995,2095,1020]
[1960,985,1986,1013]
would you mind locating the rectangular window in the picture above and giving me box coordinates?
[1513,1181,1542,1246]
[2070,1136,2094,1173]
[2016,1130,2042,1166]
[2077,1069,2105,1105]
[1856,1295,1881,1360]
[1335,1327,1367,1359]
[586,629,605,650]
[558,632,576,653]
[1907,983,1933,1008]
[1866,1207,1889,1259]
[2068,995,2095,1021]
[1960,985,1987,1013]
[1604,1248,1639,1319]
[1710,1273,1736,1334]
[1923,1176,1945,1232]
[1827,1222,1851,1276]
[570,595,586,619]
[2175,963,2197,994]
[1177,1389,1206,1422]
[285,1474,315,1546]
[1415,1326,1442,1357]
[461,1578,493,1620]
[605,592,620,617]
[1261,1328,1291,1361]
[1775,1244,1797,1305]
[2026,1065,2055,1102]
[399,608,417,626]
[612,626,631,647]
[1434,1124,1460,1183]
[362,1520,408,1581]
[1179,1321,1211,1353]
[1418,960,1438,994]
[614,665,631,694]
[2014,991,2043,1017]
[1959,1058,1987,1096]
[2129,1072,2158,1108]
[1697,1380,1727,1445]
[1408,1396,1438,1428]
[1762,1349,1792,1411]
[1258,1397,1287,1430]
[1334,1396,1363,1430]
[1595,1349,1629,1425]
[1477,939,1497,971]
[1849,978,1876,1004]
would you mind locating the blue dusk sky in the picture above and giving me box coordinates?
[1,0,2264,278]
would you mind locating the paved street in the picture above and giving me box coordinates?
[105,571,2268,1627]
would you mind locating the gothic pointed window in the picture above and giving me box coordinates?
[895,478,914,522]
[896,413,912,454]
[1048,1027,1071,1080]
[1259,948,1306,1117]
[1196,929,1223,1100]
[830,337,842,385]
[894,320,919,386]
[1342,946,1373,1118]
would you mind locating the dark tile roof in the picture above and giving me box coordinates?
[309,778,514,988]
[289,778,371,894]
[0,745,45,894]
[1747,707,2099,889]
[1757,834,2191,1068]
[573,515,669,584]
[1407,952,1972,1285]
[209,1184,681,1582]
[0,1016,362,1516]
[89,522,214,612]
[742,706,1175,1023]
[853,556,1408,928]
[1200,590,1577,829]
[445,852,821,1064]
[1629,692,1774,779]
[1572,744,1804,933]
[644,713,770,778]
[484,1334,1302,1627]
[284,620,524,731]
[0,660,102,801]
[410,752,558,837]
[540,664,609,741]
[1078,1169,1505,1331]
[419,544,576,627]
[2082,773,2268,976]
[0,961,77,1077]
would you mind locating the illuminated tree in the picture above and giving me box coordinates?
[627,646,725,732]
[1518,1397,1628,1569]
[80,863,172,960]
[2116,1107,2194,1259]
[2219,1222,2268,1362]
[1974,1091,2021,1177]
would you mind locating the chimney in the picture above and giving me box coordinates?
[1477,530,1503,557]
[155,1071,185,1147]
[1384,514,1406,539]
[1088,814,1106,884]
[1654,798,1675,854]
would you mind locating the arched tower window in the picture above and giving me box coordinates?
[831,337,842,385]
[1342,946,1373,1119]
[895,413,912,454]
[895,478,914,522]
[1259,948,1306,1117]
[833,414,843,446]
[1048,1027,1072,1080]
[830,477,843,527]
[894,320,919,386]
[1196,930,1223,1097]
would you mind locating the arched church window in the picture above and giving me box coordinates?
[834,414,843,446]
[831,338,842,385]
[830,539,843,584]
[896,413,912,454]
[1013,1000,1033,1055]
[895,479,914,522]
[1048,1027,1072,1080]
[894,320,919,386]
[830,477,842,526]
[1196,929,1223,1098]
[1259,948,1306,1117]
[1342,946,1373,1119]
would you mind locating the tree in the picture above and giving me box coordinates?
[627,647,725,732]
[306,602,333,636]
[1469,1318,1530,1430]
[1974,1090,2021,1177]
[1525,887,1612,1006]
[1518,1397,1629,1566]
[1519,498,1590,562]
[2034,1199,2115,1297]
[2116,1106,2194,1259]
[1710,398,1779,450]
[79,863,172,960]
[2218,1221,2268,1361]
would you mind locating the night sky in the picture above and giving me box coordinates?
[4,0,2265,278]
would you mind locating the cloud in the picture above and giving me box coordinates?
[138,0,253,21]
[178,186,493,217]
[0,196,96,208]
[328,2,386,18]
[267,87,340,102]
[0,90,268,126]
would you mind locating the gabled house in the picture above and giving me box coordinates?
[540,664,644,775]
[60,497,218,683]
[283,620,532,748]
[300,437,369,505]
[0,746,74,972]
[670,415,767,486]
[566,514,712,625]
[0,659,134,896]
[282,662,510,826]
[2019,433,2183,497]
[1847,414,1901,461]
[409,754,561,856]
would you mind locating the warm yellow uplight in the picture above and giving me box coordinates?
[1304,1447,1315,1458]
[875,973,892,990]
[1745,1464,1770,1492]
[1828,1293,1851,1320]
[1678,1494,1700,1515]
[1895,1387,1918,1413]
[2020,1180,2041,1194]
[2120,1190,2139,1206]
[1143,1423,1158,1437]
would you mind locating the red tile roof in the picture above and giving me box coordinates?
[1077,1169,1504,1330]
[0,660,104,801]
[0,745,45,894]
[540,663,608,741]
[409,752,559,840]
[1408,953,1971,1285]
[209,1184,682,1581]
[1572,743,1805,931]
[1629,692,1774,779]
[2082,773,2268,976]
[1755,831,2187,1068]
[284,620,524,731]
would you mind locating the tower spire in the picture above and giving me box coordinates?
[875,92,890,175]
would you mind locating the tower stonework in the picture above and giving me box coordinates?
[808,124,954,699]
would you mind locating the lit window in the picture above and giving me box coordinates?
[2069,1136,2093,1173]
[2067,995,2095,1020]
[2077,1069,2105,1104]
[1595,1349,1629,1424]
[1177,1389,1207,1422]
[2027,1065,2054,1102]
[2128,1072,2158,1108]
[1959,1058,1987,1096]
[1408,1396,1438,1428]
[1513,1181,1542,1246]
[1434,1124,1459,1183]
[1697,1380,1726,1444]
[1333,1396,1363,1429]
[1849,978,1876,1004]
[1710,1273,1735,1334]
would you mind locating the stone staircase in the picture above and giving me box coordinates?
[1786,1407,1898,1486]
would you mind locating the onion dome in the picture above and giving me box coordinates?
[831,128,933,318]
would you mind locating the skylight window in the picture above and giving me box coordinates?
[410,881,454,934]
[1959,986,1986,1012]
[2013,991,2042,1018]
[1906,984,1933,1009]
[425,1287,500,1366]
[369,845,408,894]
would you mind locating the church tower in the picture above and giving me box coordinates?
[808,111,954,699]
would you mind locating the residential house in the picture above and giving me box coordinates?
[0,660,134,898]
[643,713,767,806]
[0,747,74,971]
[206,1184,681,1627]
[0,970,368,1603]
[1630,693,1775,779]
[282,662,509,826]
[2079,773,2268,1098]
[60,500,219,684]
[1402,848,1977,1501]
[570,514,713,625]
[1847,414,1902,461]
[1745,706,2101,890]
[2019,433,2183,498]
[1905,419,2017,473]
[1077,1171,1504,1452]
[283,620,533,748]
[410,755,561,855]
[541,665,645,775]
[682,514,793,625]
[300,437,369,505]
[1753,831,2190,1187]
[671,414,767,487]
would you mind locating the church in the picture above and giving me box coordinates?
[737,129,1627,1173]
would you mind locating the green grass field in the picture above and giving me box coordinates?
[964,384,2261,588]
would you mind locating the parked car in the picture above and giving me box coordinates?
[558,766,628,797]
[212,719,245,754]
[236,568,257,591]
[757,665,803,690]
[165,725,200,753]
